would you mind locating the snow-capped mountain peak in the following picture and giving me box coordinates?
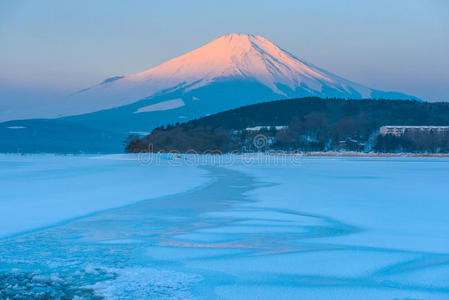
[67,33,417,115]
[131,33,345,95]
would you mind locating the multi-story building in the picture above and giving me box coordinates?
[380,126,449,136]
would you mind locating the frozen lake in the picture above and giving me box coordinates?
[1,154,449,299]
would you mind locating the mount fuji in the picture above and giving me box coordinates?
[64,33,417,115]
[1,33,419,153]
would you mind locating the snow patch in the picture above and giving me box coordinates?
[134,99,185,113]
[129,131,151,136]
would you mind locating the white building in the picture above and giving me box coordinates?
[244,126,288,132]
[380,126,449,136]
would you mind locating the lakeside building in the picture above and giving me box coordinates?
[380,126,449,136]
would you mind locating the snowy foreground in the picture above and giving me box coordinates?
[1,154,449,299]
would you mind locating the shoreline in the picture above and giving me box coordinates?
[2,152,449,158]
[291,152,449,158]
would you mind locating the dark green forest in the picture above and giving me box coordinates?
[126,98,449,153]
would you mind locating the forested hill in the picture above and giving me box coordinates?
[126,98,449,153]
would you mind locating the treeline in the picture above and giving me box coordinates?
[126,98,449,153]
[375,132,449,153]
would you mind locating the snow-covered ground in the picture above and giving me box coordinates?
[1,154,448,299]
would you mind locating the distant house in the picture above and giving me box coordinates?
[244,126,288,132]
[232,126,288,135]
[380,126,449,136]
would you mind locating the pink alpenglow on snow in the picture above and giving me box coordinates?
[66,34,418,116]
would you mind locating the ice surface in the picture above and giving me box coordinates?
[1,155,448,299]
[0,154,209,238]
[225,157,449,253]
[86,267,202,300]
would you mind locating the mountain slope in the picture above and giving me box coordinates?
[64,33,418,116]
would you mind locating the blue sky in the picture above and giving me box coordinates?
[0,0,448,102]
